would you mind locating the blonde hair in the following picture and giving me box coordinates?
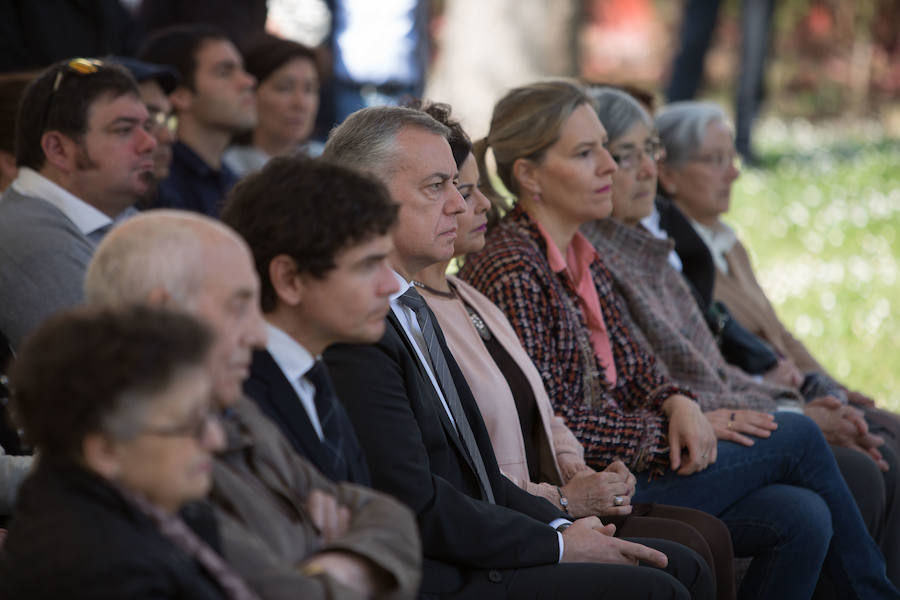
[476,79,595,200]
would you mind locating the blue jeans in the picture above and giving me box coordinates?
[633,412,899,600]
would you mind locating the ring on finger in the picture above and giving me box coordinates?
[613,496,625,506]
[727,421,733,430]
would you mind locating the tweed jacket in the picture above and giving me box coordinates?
[459,205,694,477]
[421,276,584,504]
[581,218,799,413]
[210,397,421,600]
[715,238,827,377]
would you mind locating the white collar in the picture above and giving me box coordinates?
[689,219,737,274]
[10,167,112,236]
[390,269,412,302]
[640,207,683,272]
[264,321,316,383]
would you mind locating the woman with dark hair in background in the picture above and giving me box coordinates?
[224,33,322,176]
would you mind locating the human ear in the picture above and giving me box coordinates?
[656,162,678,195]
[269,254,303,307]
[168,86,193,114]
[512,157,541,198]
[40,131,78,173]
[81,433,122,479]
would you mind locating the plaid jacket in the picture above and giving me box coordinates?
[460,205,692,477]
[582,218,799,413]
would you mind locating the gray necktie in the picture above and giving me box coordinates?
[398,287,495,504]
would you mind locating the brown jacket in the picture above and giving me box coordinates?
[714,239,827,376]
[582,218,799,413]
[211,397,421,600]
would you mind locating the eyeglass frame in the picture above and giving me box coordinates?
[687,151,742,171]
[140,407,222,443]
[146,108,178,136]
[608,137,666,171]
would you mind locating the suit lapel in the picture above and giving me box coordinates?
[247,350,331,471]
[386,312,474,472]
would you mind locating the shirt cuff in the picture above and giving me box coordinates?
[550,518,573,562]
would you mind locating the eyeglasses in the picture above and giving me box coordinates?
[689,151,742,171]
[40,58,106,135]
[609,138,666,171]
[141,407,221,443]
[147,108,178,136]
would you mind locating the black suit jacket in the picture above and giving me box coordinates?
[244,349,370,485]
[655,195,716,309]
[325,311,567,595]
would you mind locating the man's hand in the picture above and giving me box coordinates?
[762,358,803,388]
[705,409,778,446]
[561,517,667,567]
[805,397,888,471]
[561,460,636,518]
[663,394,717,475]
[306,489,352,544]
[846,389,876,407]
[301,551,393,597]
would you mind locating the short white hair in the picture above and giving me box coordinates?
[655,101,731,166]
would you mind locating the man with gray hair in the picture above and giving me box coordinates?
[84,209,421,600]
[322,106,713,599]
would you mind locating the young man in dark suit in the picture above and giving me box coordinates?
[221,157,400,485]
[321,105,713,600]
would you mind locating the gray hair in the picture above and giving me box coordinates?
[85,210,237,308]
[322,105,450,183]
[589,87,653,143]
[655,101,730,166]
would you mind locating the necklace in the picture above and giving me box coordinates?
[411,279,456,299]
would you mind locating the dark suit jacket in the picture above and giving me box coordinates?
[655,195,716,309]
[325,311,567,596]
[0,463,226,599]
[244,348,370,485]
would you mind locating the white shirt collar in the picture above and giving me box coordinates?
[689,219,737,275]
[10,167,112,236]
[640,207,684,272]
[390,270,412,302]
[265,321,316,382]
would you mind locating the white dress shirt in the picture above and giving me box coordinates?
[264,322,324,440]
[689,219,738,276]
[10,167,115,241]
[641,207,684,273]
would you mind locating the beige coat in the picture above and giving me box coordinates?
[714,239,827,376]
[422,276,585,508]
[211,397,421,600]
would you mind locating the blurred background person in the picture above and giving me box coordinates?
[0,305,261,599]
[224,33,322,177]
[139,25,256,217]
[108,56,180,207]
[665,0,775,165]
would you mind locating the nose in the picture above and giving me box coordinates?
[379,262,401,296]
[638,150,657,179]
[137,126,157,154]
[598,146,618,176]
[445,185,467,215]
[202,414,227,452]
[242,306,267,350]
[473,187,491,214]
[241,69,256,90]
[155,123,175,146]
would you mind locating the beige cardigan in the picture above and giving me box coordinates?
[421,276,585,507]
[714,238,827,376]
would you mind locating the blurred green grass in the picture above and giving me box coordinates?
[727,120,900,410]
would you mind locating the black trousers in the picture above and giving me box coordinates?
[426,537,714,600]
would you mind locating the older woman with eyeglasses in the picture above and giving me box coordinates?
[460,79,900,600]
[0,306,258,600]
[655,100,900,588]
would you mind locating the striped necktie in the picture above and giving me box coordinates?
[398,288,495,504]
